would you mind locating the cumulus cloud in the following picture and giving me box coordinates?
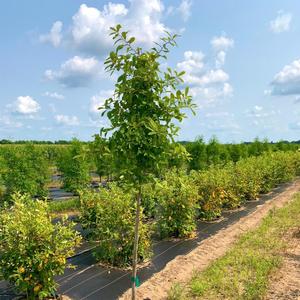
[177,51,205,76]
[45,56,103,88]
[189,83,233,105]
[177,51,229,86]
[55,114,79,126]
[13,96,40,114]
[270,11,292,33]
[211,35,234,52]
[42,1,168,56]
[177,40,233,106]
[170,0,193,22]
[43,91,64,100]
[179,0,192,21]
[270,59,300,95]
[89,90,114,116]
[39,21,63,47]
[211,35,234,68]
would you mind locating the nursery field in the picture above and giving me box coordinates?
[0,139,300,299]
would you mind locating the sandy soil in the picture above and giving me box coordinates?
[120,179,300,300]
[265,229,300,300]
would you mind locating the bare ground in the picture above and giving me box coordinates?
[120,179,300,300]
[265,229,300,300]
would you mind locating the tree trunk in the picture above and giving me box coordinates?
[132,186,141,300]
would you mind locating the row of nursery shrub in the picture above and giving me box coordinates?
[0,144,51,200]
[0,193,81,298]
[79,151,300,267]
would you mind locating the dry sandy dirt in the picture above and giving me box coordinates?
[120,179,300,300]
[265,229,300,300]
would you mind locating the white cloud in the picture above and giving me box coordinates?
[42,1,168,56]
[246,105,277,118]
[211,35,234,52]
[13,96,40,114]
[45,56,103,87]
[177,51,205,75]
[177,51,229,86]
[270,11,292,33]
[205,119,240,132]
[211,35,234,68]
[190,83,233,104]
[39,21,63,47]
[197,69,229,85]
[215,50,226,68]
[205,111,233,118]
[89,90,114,116]
[55,114,79,126]
[177,46,233,106]
[43,91,64,100]
[0,115,23,129]
[270,58,300,95]
[178,0,192,22]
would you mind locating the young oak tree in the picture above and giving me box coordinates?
[100,25,195,299]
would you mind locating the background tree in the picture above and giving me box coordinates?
[101,24,194,299]
[2,144,50,199]
[186,137,207,171]
[57,139,91,193]
[90,134,111,182]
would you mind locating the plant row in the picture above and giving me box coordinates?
[79,151,300,267]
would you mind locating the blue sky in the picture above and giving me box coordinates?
[1,0,300,142]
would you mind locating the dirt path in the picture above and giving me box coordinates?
[265,229,300,300]
[120,179,300,300]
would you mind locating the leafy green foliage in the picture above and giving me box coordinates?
[57,139,91,193]
[0,193,81,298]
[48,197,80,214]
[235,157,263,201]
[90,135,112,181]
[101,25,194,185]
[191,151,300,221]
[192,165,240,220]
[1,144,50,199]
[79,185,152,267]
[155,170,198,238]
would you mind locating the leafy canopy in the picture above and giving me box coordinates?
[100,24,195,184]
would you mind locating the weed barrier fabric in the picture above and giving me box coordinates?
[49,187,75,200]
[0,182,293,300]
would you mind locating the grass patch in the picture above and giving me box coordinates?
[168,194,300,300]
[48,197,80,214]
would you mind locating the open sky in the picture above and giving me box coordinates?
[1,0,300,142]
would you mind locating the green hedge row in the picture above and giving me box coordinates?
[79,151,300,267]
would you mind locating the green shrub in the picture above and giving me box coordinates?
[48,197,80,214]
[155,170,198,238]
[141,182,159,219]
[234,157,263,201]
[192,165,239,221]
[57,139,91,193]
[0,193,81,299]
[79,185,152,267]
[2,144,50,199]
[272,152,297,184]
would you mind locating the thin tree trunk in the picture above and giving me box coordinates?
[132,186,141,300]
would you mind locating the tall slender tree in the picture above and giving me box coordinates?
[100,24,194,299]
